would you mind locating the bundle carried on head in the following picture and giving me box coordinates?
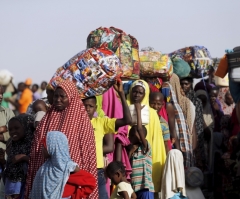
[87,26,140,80]
[139,47,173,78]
[169,45,213,78]
[171,55,191,79]
[48,47,122,99]
[0,69,13,86]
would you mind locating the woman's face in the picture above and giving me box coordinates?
[180,80,192,94]
[131,86,145,104]
[53,88,69,111]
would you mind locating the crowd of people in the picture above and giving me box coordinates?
[0,67,239,199]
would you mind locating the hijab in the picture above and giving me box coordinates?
[167,82,193,168]
[161,149,186,199]
[195,90,214,129]
[170,74,193,132]
[30,131,77,199]
[127,80,166,192]
[186,89,206,170]
[5,114,34,182]
[25,80,98,198]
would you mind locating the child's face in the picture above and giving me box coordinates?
[9,120,25,142]
[209,90,218,104]
[107,171,122,185]
[129,126,141,145]
[149,96,164,112]
[82,98,97,120]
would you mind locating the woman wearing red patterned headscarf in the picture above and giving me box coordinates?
[24,80,98,199]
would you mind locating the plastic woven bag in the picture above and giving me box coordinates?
[139,48,173,77]
[169,46,213,78]
[87,27,140,80]
[49,48,122,99]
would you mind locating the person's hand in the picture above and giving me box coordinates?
[113,79,123,94]
[212,101,220,111]
[134,103,141,111]
[0,126,7,134]
[4,98,10,102]
[11,154,27,164]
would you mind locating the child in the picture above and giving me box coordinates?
[82,80,132,199]
[149,92,171,152]
[106,161,136,199]
[30,131,96,199]
[128,103,154,198]
[32,100,47,128]
[4,114,34,199]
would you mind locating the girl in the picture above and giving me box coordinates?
[106,161,136,199]
[30,131,96,199]
[4,114,34,199]
[128,103,154,198]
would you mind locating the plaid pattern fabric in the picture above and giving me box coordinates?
[167,83,193,168]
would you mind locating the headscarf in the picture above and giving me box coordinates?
[186,89,206,169]
[167,82,193,168]
[217,87,235,115]
[5,114,34,182]
[25,80,98,198]
[195,90,214,130]
[161,149,186,199]
[127,80,166,192]
[170,74,193,132]
[30,131,78,199]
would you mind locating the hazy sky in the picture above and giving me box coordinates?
[1,0,240,84]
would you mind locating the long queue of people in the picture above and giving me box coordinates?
[0,70,239,199]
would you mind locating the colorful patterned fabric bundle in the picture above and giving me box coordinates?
[49,47,122,99]
[87,27,140,80]
[139,50,173,77]
[169,46,213,78]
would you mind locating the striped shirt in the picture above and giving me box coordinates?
[130,141,154,192]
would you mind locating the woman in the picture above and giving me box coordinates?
[165,74,195,168]
[170,74,194,134]
[196,90,217,169]
[25,80,98,198]
[217,87,235,116]
[127,80,166,196]
[180,77,206,170]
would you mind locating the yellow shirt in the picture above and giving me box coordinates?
[91,117,116,168]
